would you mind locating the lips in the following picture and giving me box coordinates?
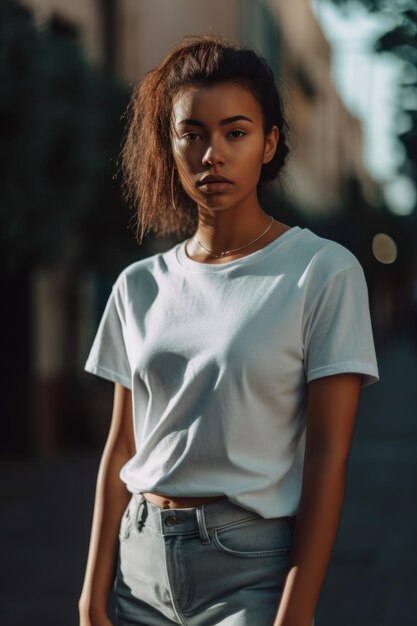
[198,175,233,186]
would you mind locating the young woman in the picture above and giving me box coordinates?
[79,35,379,626]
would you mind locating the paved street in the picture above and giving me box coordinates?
[1,333,416,626]
[317,333,417,626]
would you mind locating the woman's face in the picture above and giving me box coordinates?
[170,82,278,213]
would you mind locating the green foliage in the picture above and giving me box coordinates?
[326,0,417,195]
[328,0,410,12]
[0,0,136,274]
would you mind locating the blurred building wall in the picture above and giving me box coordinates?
[20,0,102,60]
[117,0,241,81]
[270,0,376,211]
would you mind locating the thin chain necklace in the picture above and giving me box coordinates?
[191,216,275,259]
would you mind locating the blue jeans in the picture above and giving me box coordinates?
[114,493,304,626]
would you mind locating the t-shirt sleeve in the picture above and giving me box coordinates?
[84,279,132,389]
[303,264,379,387]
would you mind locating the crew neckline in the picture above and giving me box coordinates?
[175,226,302,272]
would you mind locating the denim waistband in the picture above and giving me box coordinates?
[130,493,294,545]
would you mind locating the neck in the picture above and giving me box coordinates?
[193,204,270,254]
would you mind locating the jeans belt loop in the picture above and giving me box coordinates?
[196,504,211,544]
[136,494,147,532]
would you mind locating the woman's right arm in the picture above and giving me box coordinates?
[79,383,136,626]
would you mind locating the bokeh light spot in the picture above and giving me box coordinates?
[372,233,397,264]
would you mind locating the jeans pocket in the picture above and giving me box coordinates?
[212,515,292,558]
[119,501,133,541]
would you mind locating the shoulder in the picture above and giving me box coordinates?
[111,241,181,296]
[296,228,363,284]
[290,228,367,313]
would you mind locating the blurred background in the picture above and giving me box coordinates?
[1,0,416,624]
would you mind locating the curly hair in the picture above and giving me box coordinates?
[120,34,292,243]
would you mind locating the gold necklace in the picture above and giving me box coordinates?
[191,216,274,259]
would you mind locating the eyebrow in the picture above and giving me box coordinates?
[177,115,254,127]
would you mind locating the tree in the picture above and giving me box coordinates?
[327,0,417,198]
[0,0,141,276]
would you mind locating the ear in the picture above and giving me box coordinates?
[262,125,279,164]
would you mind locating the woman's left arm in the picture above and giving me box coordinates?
[273,372,363,626]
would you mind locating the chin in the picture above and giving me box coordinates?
[199,202,233,213]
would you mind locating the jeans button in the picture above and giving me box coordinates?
[165,515,178,527]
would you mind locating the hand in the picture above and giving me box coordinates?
[80,617,113,626]
[273,618,315,626]
[79,604,114,626]
[79,614,113,626]
[273,620,314,626]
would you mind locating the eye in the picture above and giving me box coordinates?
[182,132,201,142]
[228,129,246,139]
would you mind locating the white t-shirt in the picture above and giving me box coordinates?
[84,226,379,518]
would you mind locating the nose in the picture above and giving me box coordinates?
[201,140,224,166]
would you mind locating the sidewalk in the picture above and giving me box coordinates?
[1,334,416,626]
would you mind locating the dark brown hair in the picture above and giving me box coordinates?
[121,34,291,243]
